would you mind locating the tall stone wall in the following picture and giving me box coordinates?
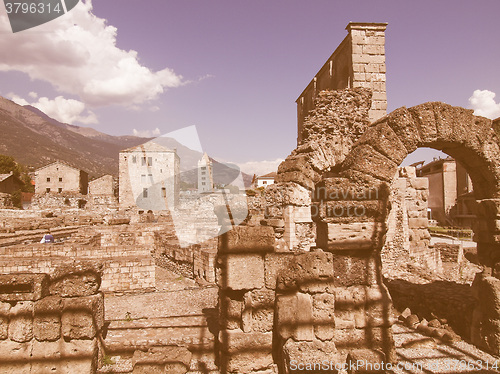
[0,265,103,373]
[296,22,387,143]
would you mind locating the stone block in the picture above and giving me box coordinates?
[132,346,192,374]
[218,254,265,290]
[342,144,397,182]
[242,289,275,333]
[219,328,273,353]
[0,340,32,361]
[276,251,334,292]
[384,107,420,154]
[408,218,428,228]
[313,293,335,341]
[275,171,315,191]
[276,292,313,341]
[409,177,428,190]
[264,253,296,289]
[219,292,243,330]
[0,301,11,340]
[49,262,102,297]
[34,296,63,341]
[331,252,380,286]
[0,273,49,302]
[61,294,104,340]
[219,226,275,253]
[282,339,340,374]
[356,122,408,165]
[333,326,394,356]
[9,301,33,343]
[318,222,382,251]
[346,349,386,373]
[31,339,61,360]
[285,205,312,223]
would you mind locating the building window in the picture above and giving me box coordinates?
[142,157,147,166]
[202,177,206,181]
[201,167,206,170]
[58,188,63,193]
[148,157,152,166]
[46,188,50,193]
[59,177,63,182]
[202,182,206,186]
[141,174,146,184]
[201,171,206,175]
[143,188,148,198]
[47,177,50,182]
[263,181,267,185]
[132,156,137,163]
[161,187,166,198]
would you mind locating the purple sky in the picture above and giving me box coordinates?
[0,0,499,174]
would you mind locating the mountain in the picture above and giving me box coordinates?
[0,96,150,177]
[0,96,254,186]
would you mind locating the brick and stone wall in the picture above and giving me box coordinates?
[296,22,387,143]
[0,264,103,373]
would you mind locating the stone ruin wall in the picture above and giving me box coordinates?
[216,77,500,370]
[216,88,397,373]
[382,166,442,277]
[0,264,103,373]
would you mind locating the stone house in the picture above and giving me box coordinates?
[0,172,23,194]
[119,141,180,211]
[254,172,276,188]
[34,161,88,195]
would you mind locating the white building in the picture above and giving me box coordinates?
[255,172,276,188]
[119,141,179,211]
[198,152,214,193]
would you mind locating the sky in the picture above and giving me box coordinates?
[0,0,499,175]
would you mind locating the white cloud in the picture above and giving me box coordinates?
[28,91,38,99]
[33,96,98,124]
[469,90,500,119]
[236,158,284,176]
[0,0,183,108]
[7,93,29,106]
[132,127,161,137]
[8,92,97,124]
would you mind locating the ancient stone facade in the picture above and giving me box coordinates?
[35,161,88,195]
[0,265,103,373]
[119,141,180,211]
[216,22,500,372]
[296,22,387,143]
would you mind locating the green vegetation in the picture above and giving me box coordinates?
[102,355,115,366]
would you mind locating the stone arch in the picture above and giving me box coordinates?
[334,102,500,265]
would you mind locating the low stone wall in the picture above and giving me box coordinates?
[0,265,103,373]
[435,242,464,263]
[386,279,475,340]
[0,242,155,293]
